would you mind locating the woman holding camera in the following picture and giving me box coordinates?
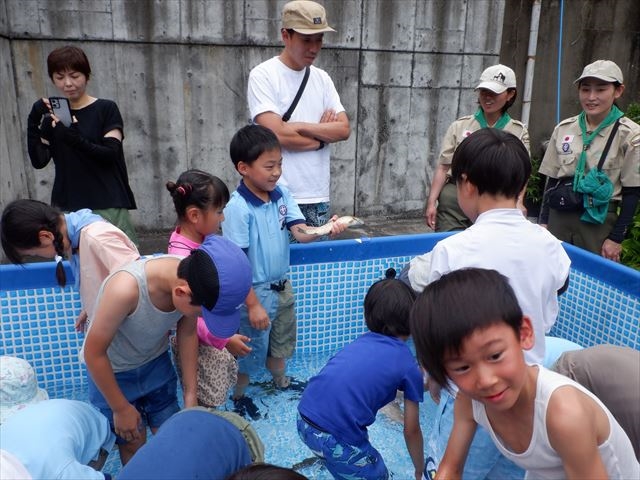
[27,45,138,244]
[539,60,640,261]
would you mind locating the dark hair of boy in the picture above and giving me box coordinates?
[166,169,230,219]
[450,128,531,198]
[225,462,307,480]
[364,270,417,338]
[47,45,92,80]
[1,199,67,286]
[410,268,524,389]
[229,124,281,168]
[176,250,218,309]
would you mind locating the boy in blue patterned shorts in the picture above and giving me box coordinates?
[223,124,346,415]
[297,271,424,480]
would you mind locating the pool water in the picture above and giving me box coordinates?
[51,349,437,479]
[5,234,636,478]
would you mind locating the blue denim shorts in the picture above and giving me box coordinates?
[88,351,180,440]
[297,413,388,480]
[424,391,524,479]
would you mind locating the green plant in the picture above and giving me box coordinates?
[525,155,544,205]
[620,102,640,270]
[626,102,640,123]
[621,207,640,270]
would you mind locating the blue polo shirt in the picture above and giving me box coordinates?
[223,182,305,284]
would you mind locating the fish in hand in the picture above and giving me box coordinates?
[295,216,365,236]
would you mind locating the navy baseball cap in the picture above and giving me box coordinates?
[183,235,252,339]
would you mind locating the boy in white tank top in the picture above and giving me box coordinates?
[410,268,639,479]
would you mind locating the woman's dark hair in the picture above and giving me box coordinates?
[166,169,230,220]
[226,463,307,480]
[410,268,524,389]
[502,87,517,112]
[364,268,417,338]
[47,46,91,80]
[450,128,531,199]
[1,199,67,286]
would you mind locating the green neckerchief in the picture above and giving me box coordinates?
[474,108,512,130]
[573,105,624,190]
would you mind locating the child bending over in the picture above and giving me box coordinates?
[1,199,138,332]
[83,234,252,464]
[297,270,424,480]
[410,268,639,479]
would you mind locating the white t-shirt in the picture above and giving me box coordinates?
[247,56,345,204]
[413,209,571,365]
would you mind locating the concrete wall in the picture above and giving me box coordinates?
[1,0,638,232]
[502,0,640,157]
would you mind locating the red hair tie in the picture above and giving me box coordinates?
[177,184,192,196]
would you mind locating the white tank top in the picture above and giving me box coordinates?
[473,366,639,479]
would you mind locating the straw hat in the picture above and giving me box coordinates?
[0,356,49,424]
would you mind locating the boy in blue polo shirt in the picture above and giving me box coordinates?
[223,125,346,412]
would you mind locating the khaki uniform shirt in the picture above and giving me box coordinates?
[437,114,530,173]
[539,116,640,201]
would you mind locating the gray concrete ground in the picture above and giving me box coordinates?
[138,215,430,255]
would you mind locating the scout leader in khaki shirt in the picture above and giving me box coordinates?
[539,116,640,257]
[540,115,640,202]
[437,115,530,171]
[427,115,530,231]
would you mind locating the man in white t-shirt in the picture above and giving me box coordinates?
[247,0,351,230]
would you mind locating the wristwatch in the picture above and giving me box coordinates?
[316,139,325,150]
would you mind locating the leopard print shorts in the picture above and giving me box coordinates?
[171,336,238,408]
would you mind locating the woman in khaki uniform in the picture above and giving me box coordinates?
[539,60,640,261]
[425,64,530,232]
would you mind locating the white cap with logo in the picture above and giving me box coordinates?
[574,60,623,84]
[282,0,336,35]
[475,64,517,94]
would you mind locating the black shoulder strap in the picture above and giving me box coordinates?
[597,118,621,170]
[282,67,310,122]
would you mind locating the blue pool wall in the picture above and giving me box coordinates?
[1,232,638,393]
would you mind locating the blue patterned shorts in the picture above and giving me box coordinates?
[297,413,388,480]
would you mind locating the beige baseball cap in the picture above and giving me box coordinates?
[282,0,336,35]
[475,64,517,94]
[574,60,623,84]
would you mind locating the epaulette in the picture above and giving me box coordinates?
[619,116,640,131]
[510,119,526,129]
[618,118,640,147]
[557,115,579,127]
[456,114,474,122]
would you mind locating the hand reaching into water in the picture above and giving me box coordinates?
[226,334,252,357]
[75,310,88,332]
